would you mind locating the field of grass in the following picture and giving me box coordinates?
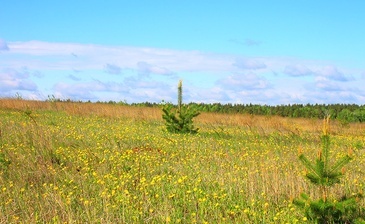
[0,99,364,223]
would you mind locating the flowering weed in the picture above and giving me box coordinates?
[0,100,364,223]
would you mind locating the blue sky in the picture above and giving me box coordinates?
[1,1,365,105]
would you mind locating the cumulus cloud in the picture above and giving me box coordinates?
[32,70,44,78]
[217,73,270,90]
[53,81,108,100]
[8,41,82,56]
[104,63,122,75]
[182,86,229,103]
[304,87,363,104]
[0,68,37,92]
[4,41,234,72]
[2,40,364,105]
[52,78,174,103]
[314,77,341,92]
[284,64,313,76]
[137,61,175,76]
[68,74,81,81]
[316,66,352,82]
[0,39,9,51]
[233,58,267,70]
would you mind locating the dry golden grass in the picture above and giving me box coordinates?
[0,99,161,120]
[1,99,364,223]
[3,99,364,134]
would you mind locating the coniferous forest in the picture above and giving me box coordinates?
[43,94,365,123]
[126,101,365,123]
[44,95,365,123]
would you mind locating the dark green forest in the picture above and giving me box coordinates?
[44,95,365,123]
[126,101,365,123]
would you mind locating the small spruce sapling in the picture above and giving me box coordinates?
[294,115,364,223]
[162,80,200,134]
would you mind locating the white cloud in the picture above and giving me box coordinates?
[217,73,270,90]
[304,89,363,104]
[0,39,9,51]
[5,41,234,72]
[104,63,122,75]
[51,77,174,103]
[316,66,352,82]
[233,58,267,70]
[1,40,364,105]
[0,68,37,92]
[187,87,230,103]
[137,61,175,77]
[53,81,105,100]
[284,64,313,76]
[68,74,81,81]
[315,78,341,92]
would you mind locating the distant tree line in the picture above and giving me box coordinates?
[45,95,365,123]
[130,102,365,123]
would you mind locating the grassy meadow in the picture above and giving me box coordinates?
[0,99,364,223]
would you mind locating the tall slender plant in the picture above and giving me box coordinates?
[162,80,200,134]
[294,115,364,223]
[178,80,183,113]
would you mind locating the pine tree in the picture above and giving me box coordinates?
[294,115,364,223]
[162,80,200,134]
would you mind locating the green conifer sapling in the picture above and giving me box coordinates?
[162,80,200,134]
[294,115,364,223]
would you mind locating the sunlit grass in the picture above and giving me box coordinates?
[0,99,364,223]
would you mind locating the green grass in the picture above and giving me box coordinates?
[0,103,364,223]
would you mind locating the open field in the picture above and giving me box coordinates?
[1,99,364,223]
